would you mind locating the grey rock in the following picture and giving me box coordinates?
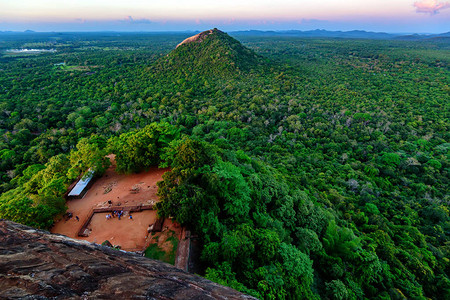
[0,220,256,299]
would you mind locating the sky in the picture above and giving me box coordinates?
[1,0,449,33]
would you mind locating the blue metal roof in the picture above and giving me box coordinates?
[68,170,94,197]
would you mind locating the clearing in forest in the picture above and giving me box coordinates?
[51,156,182,254]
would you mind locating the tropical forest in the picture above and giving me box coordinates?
[0,29,449,299]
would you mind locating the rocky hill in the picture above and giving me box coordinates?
[0,219,256,299]
[153,28,261,78]
[176,29,216,48]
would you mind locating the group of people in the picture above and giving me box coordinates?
[65,212,79,222]
[105,210,133,220]
[115,210,124,220]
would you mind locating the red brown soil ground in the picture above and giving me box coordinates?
[86,210,157,251]
[51,156,183,252]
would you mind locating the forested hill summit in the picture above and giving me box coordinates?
[153,28,262,77]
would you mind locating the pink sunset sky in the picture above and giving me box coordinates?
[1,0,449,33]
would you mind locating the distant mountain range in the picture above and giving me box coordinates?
[393,32,450,41]
[230,29,450,41]
[0,29,449,41]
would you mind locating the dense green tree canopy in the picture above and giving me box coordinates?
[0,31,448,299]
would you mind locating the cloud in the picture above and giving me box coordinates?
[414,0,450,15]
[120,16,152,24]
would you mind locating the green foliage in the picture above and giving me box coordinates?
[379,152,401,167]
[11,164,45,186]
[295,227,323,254]
[278,243,314,296]
[0,190,60,229]
[426,159,442,170]
[325,280,349,300]
[353,112,371,122]
[160,136,216,173]
[205,262,254,296]
[323,220,361,260]
[144,235,178,265]
[210,161,251,220]
[156,28,262,79]
[365,203,380,215]
[0,32,448,299]
[144,244,166,260]
[109,122,180,173]
[67,135,110,180]
[0,154,70,229]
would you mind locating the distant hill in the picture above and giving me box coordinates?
[1,29,449,42]
[231,29,397,39]
[153,28,262,78]
[231,29,450,41]
[394,32,450,41]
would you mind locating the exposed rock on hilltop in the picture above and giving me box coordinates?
[0,219,256,299]
[154,28,261,78]
[176,29,215,48]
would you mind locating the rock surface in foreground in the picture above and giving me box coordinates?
[0,219,256,299]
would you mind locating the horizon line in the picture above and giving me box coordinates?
[1,28,449,35]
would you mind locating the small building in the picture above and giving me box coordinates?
[67,170,95,199]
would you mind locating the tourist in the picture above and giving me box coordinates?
[76,216,79,222]
[129,214,133,220]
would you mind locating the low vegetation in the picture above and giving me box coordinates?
[145,230,179,265]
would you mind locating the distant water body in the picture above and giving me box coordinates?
[6,48,56,53]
